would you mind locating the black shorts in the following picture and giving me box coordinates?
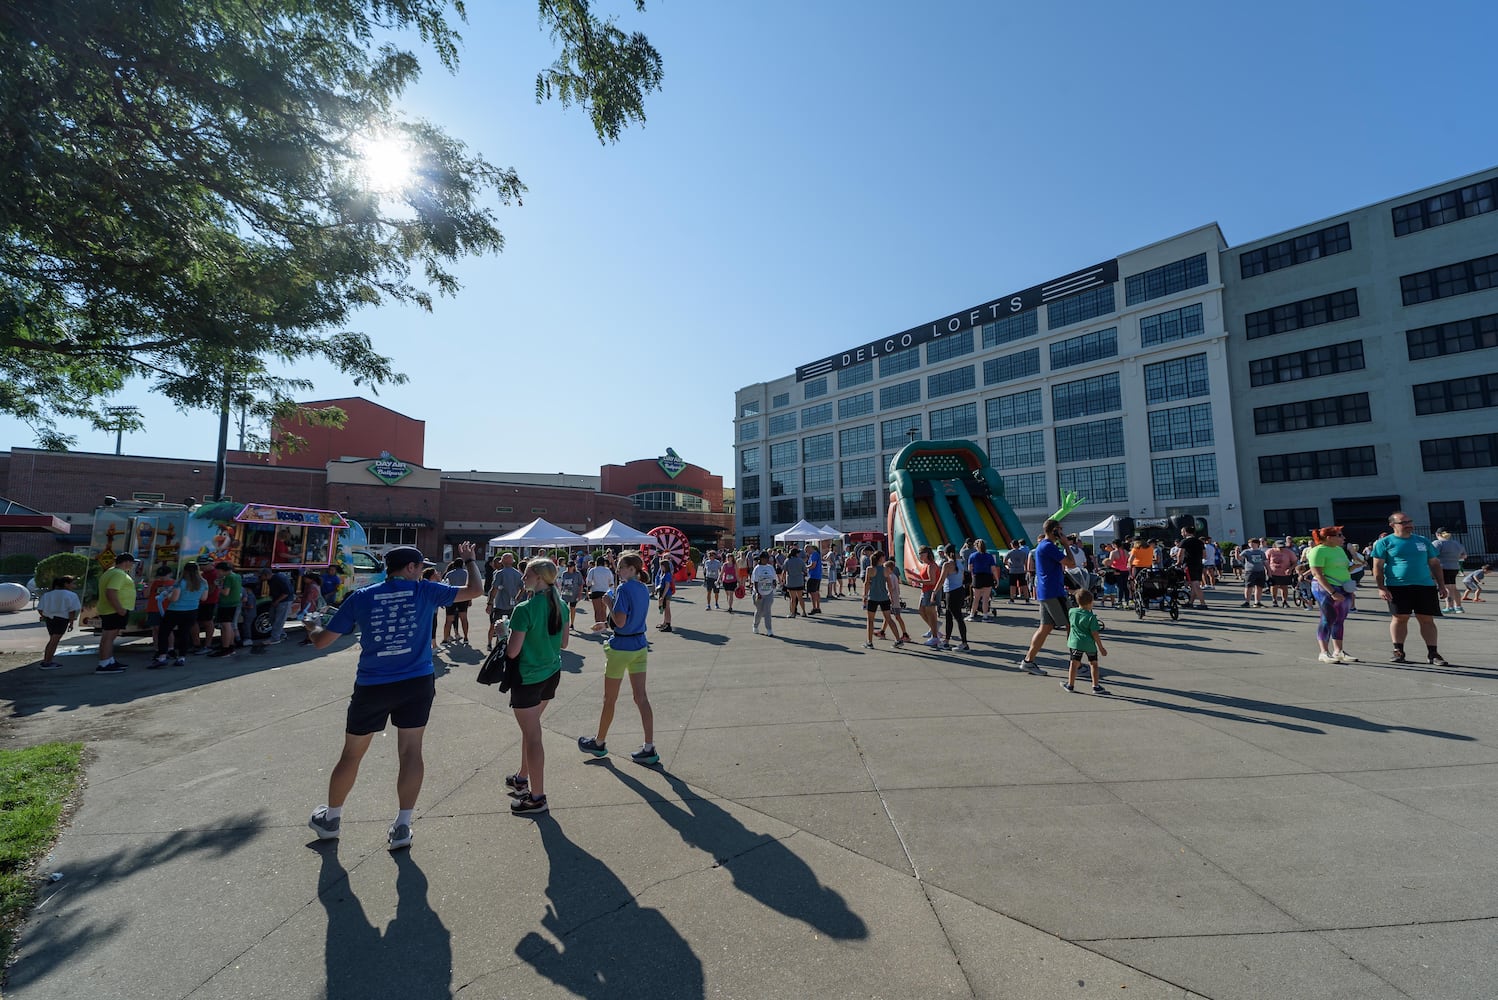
[1441,569,1459,585]
[703,577,719,593]
[196,604,216,622]
[491,606,513,621]
[215,605,239,624]
[1182,562,1204,582]
[346,674,436,734]
[101,612,128,631]
[446,600,470,616]
[973,572,995,589]
[1245,571,1267,587]
[1269,575,1293,587]
[807,578,821,595]
[588,591,607,600]
[1385,585,1441,618]
[510,670,561,710]
[866,599,891,612]
[44,616,70,636]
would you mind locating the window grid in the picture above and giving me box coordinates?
[800,402,833,428]
[880,379,920,410]
[768,412,796,436]
[1057,463,1128,504]
[1264,508,1320,537]
[1412,373,1498,415]
[740,475,760,500]
[1054,417,1126,464]
[740,501,760,524]
[802,464,834,493]
[982,311,1039,349]
[1152,454,1219,500]
[840,489,878,520]
[1245,289,1360,340]
[990,431,1046,470]
[1144,354,1211,404]
[771,393,789,409]
[986,388,1044,430]
[769,441,797,469]
[840,457,876,487]
[929,402,978,439]
[738,420,759,442]
[984,348,1041,385]
[1392,178,1497,237]
[1428,500,1468,532]
[803,377,827,399]
[802,432,833,463]
[1405,313,1498,360]
[1001,472,1049,508]
[927,365,976,399]
[839,423,876,455]
[1052,372,1123,420]
[1046,285,1116,329]
[879,346,921,377]
[1148,403,1215,452]
[1049,327,1119,370]
[768,471,795,497]
[770,498,799,524]
[740,447,760,473]
[1125,253,1209,306]
[1258,446,1378,483]
[881,414,923,450]
[838,360,874,390]
[926,329,975,365]
[1140,304,1205,348]
[804,496,836,522]
[1252,393,1372,435]
[1239,222,1353,278]
[741,400,761,417]
[839,392,874,420]
[1400,253,1498,306]
[1421,434,1498,471]
[1248,341,1365,387]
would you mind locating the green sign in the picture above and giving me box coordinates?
[658,447,686,479]
[369,451,412,486]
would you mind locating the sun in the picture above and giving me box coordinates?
[358,136,416,194]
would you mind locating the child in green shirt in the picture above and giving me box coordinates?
[1062,590,1109,695]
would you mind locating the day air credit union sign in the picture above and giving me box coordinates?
[369,451,413,485]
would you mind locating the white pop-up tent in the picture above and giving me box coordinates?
[579,519,657,547]
[774,518,831,543]
[489,517,587,548]
[1077,514,1123,545]
[817,524,843,540]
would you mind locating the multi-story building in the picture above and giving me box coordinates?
[1223,166,1498,545]
[734,227,1242,548]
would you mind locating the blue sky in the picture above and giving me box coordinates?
[9,0,1498,486]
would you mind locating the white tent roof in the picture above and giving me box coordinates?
[1078,514,1122,543]
[579,519,657,546]
[817,524,843,539]
[489,517,587,547]
[774,518,830,543]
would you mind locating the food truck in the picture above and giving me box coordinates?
[88,500,377,634]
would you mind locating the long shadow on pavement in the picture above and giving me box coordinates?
[604,762,868,941]
[512,816,705,1000]
[318,848,453,1000]
[666,627,729,647]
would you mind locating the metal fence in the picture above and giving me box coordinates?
[1407,525,1494,566]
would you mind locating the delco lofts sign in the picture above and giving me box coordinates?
[795,259,1119,382]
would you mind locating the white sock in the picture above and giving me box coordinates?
[323,806,342,820]
[641,743,655,752]
[396,809,413,827]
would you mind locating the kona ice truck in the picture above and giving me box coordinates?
[87,500,378,635]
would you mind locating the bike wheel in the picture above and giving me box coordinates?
[1135,598,1147,620]
[1167,597,1180,621]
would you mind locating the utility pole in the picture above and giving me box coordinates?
[104,405,140,455]
[212,374,231,502]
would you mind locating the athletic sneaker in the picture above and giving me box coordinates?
[1317,652,1337,663]
[925,637,941,649]
[95,661,125,674]
[504,772,529,793]
[307,806,341,840]
[38,660,63,670]
[386,822,413,850]
[173,657,186,667]
[861,641,874,649]
[151,654,169,667]
[630,744,660,765]
[207,647,236,658]
[957,642,971,652]
[510,794,549,815]
[1060,681,1074,692]
[1391,649,1408,664]
[1429,653,1450,667]
[894,636,905,648]
[765,629,775,637]
[577,736,608,758]
[1334,651,1359,663]
[1091,685,1109,695]
[1019,660,1048,676]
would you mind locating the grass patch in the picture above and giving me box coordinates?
[0,742,84,968]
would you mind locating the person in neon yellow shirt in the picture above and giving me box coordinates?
[1306,527,1355,664]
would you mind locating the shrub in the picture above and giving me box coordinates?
[34,553,90,590]
[0,553,38,575]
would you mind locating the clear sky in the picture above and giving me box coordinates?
[9,0,1498,487]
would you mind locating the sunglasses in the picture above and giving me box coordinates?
[1391,520,1413,526]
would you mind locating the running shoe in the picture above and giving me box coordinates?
[505,772,530,792]
[861,642,874,649]
[1091,685,1110,695]
[38,661,63,671]
[925,637,941,649]
[630,744,660,765]
[1317,652,1337,663]
[1429,653,1450,666]
[95,661,125,674]
[387,822,413,850]
[957,642,970,652]
[510,794,549,816]
[893,636,905,647]
[1019,660,1048,676]
[307,806,341,840]
[1390,649,1408,664]
[173,657,186,667]
[1060,681,1074,692]
[765,629,775,637]
[1334,652,1359,662]
[577,736,608,758]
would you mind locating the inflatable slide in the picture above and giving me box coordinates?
[885,439,1028,592]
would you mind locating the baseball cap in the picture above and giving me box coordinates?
[384,546,428,571]
[115,552,135,565]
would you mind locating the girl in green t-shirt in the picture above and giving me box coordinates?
[504,557,569,816]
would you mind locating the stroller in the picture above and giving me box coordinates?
[1131,566,1187,620]
[1065,567,1100,608]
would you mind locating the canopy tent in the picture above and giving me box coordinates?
[817,524,843,540]
[774,519,831,543]
[579,519,657,546]
[489,517,587,548]
[1077,514,1123,545]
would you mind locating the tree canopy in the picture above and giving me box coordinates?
[0,1,663,450]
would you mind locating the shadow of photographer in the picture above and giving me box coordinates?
[318,848,453,1000]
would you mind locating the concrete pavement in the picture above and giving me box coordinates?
[1,587,1495,999]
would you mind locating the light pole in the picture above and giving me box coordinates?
[104,405,140,455]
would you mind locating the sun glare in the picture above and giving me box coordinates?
[359,136,416,193]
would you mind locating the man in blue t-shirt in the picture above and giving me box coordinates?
[1370,511,1447,666]
[304,542,485,851]
[805,544,824,615]
[1019,519,1075,675]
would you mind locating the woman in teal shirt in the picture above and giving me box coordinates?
[504,557,569,816]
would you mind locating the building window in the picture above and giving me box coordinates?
[983,348,1041,385]
[1392,177,1497,237]
[1258,446,1378,483]
[986,388,1044,430]
[804,496,836,521]
[1239,222,1352,278]
[839,423,876,455]
[1001,472,1049,508]
[802,464,834,493]
[632,491,709,513]
[1400,253,1498,306]
[768,412,797,436]
[1406,313,1498,360]
[990,430,1046,470]
[881,414,923,449]
[803,377,828,399]
[1125,253,1209,306]
[740,501,760,524]
[839,392,874,420]
[1263,507,1320,538]
[370,526,419,546]
[771,498,799,524]
[982,311,1039,348]
[1144,354,1211,404]
[1428,500,1468,532]
[1245,289,1360,340]
[1139,304,1205,348]
[741,400,761,417]
[1152,454,1219,500]
[1049,327,1118,370]
[1058,463,1128,504]
[738,420,759,442]
[840,489,878,520]
[802,432,833,463]
[880,379,920,410]
[1047,284,1116,329]
[1412,373,1498,415]
[772,393,789,409]
[926,329,974,365]
[769,470,795,497]
[929,402,978,438]
[1252,393,1372,435]
[838,361,874,390]
[841,457,876,487]
[1248,341,1365,387]
[1052,372,1122,421]
[1055,417,1126,464]
[769,441,797,468]
[801,402,833,428]
[740,447,761,473]
[880,345,921,377]
[1148,403,1214,451]
[740,475,760,500]
[1420,433,1498,471]
[927,365,976,399]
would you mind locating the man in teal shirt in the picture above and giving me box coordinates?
[1370,511,1447,666]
